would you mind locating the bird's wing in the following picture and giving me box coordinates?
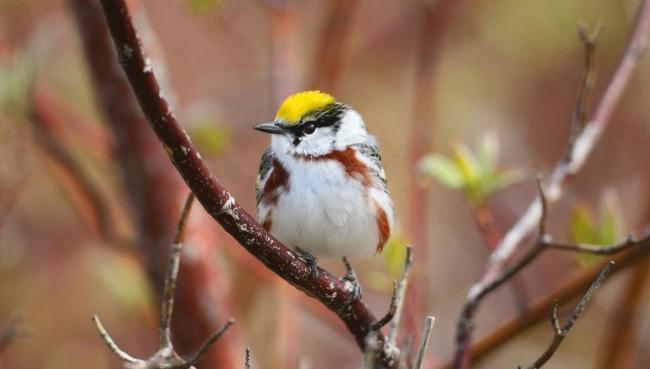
[255,147,274,206]
[353,135,388,191]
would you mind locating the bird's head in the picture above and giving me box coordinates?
[254,90,367,157]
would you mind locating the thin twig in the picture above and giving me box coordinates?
[388,246,412,345]
[184,319,236,368]
[546,232,650,254]
[160,193,195,349]
[597,258,649,368]
[413,316,435,369]
[92,315,142,365]
[440,240,650,369]
[453,4,650,366]
[245,347,251,369]
[568,21,603,144]
[454,180,650,369]
[522,262,614,369]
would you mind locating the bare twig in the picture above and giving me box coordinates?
[546,232,650,254]
[454,180,650,369]
[96,0,398,366]
[184,320,236,368]
[440,241,650,369]
[388,246,413,345]
[521,262,613,369]
[370,281,399,332]
[160,193,194,349]
[92,316,142,365]
[569,21,603,143]
[91,196,234,369]
[245,347,251,369]
[598,258,650,369]
[413,316,435,369]
[453,3,650,366]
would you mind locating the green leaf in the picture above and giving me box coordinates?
[418,154,465,189]
[569,204,598,244]
[451,143,481,184]
[483,168,527,195]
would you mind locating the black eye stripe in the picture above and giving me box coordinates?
[283,103,347,141]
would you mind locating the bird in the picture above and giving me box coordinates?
[254,90,394,276]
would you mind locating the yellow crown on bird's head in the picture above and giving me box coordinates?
[275,90,335,125]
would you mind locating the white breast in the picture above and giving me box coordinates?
[269,155,380,259]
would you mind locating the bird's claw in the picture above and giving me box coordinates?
[341,257,362,306]
[296,247,319,279]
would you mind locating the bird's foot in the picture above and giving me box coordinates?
[296,247,319,279]
[341,257,362,306]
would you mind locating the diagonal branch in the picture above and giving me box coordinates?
[521,261,613,369]
[95,0,397,366]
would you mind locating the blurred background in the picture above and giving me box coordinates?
[1,0,649,368]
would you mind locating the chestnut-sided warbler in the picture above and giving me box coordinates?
[254,91,394,272]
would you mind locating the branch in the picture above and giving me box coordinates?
[413,316,435,369]
[95,0,398,366]
[453,3,650,366]
[440,239,650,369]
[70,1,240,365]
[30,87,118,243]
[521,262,613,369]
[453,179,650,369]
[388,246,413,345]
[488,0,650,271]
[308,0,359,92]
[92,195,234,369]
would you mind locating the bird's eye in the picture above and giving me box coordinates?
[303,122,316,135]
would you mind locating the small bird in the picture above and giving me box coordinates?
[254,90,394,274]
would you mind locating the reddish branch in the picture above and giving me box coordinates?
[406,0,459,337]
[30,88,115,241]
[69,1,239,367]
[308,0,359,93]
[95,0,398,367]
[452,2,650,367]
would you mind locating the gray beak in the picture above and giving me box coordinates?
[254,122,284,135]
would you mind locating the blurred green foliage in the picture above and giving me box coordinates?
[0,51,36,117]
[569,191,622,266]
[366,235,409,292]
[185,0,222,15]
[419,134,526,206]
[188,119,231,156]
